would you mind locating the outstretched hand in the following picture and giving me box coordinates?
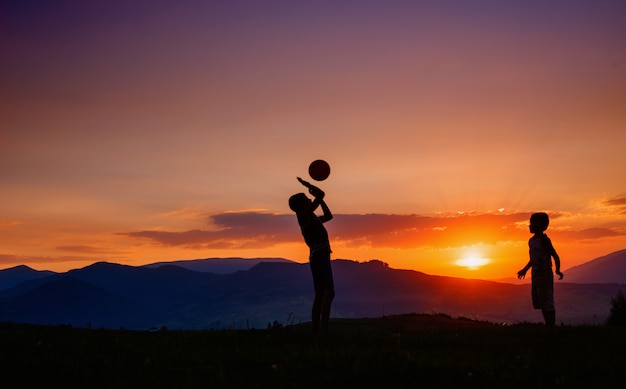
[297,177,324,199]
[297,177,311,188]
[517,269,527,280]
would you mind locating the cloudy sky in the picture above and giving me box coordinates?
[2,0,625,279]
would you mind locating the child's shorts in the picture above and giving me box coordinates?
[531,268,554,311]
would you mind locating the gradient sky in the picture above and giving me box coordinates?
[2,0,626,279]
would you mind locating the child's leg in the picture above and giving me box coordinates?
[320,288,335,335]
[542,309,555,328]
[312,292,322,334]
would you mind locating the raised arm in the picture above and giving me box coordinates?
[297,177,332,222]
[317,199,333,223]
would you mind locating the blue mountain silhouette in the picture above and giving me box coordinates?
[142,257,294,274]
[0,265,56,291]
[0,252,624,330]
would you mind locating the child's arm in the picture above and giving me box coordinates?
[297,177,322,196]
[297,177,324,207]
[317,199,333,223]
[549,242,563,280]
[542,235,563,280]
[297,177,333,223]
[517,260,532,279]
[553,253,563,280]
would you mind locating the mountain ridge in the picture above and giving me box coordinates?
[0,265,56,291]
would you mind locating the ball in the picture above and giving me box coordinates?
[308,159,331,181]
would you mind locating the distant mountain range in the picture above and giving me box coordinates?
[142,257,294,274]
[0,250,624,330]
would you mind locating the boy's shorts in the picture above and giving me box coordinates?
[531,268,554,311]
[309,248,334,293]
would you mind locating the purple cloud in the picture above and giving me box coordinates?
[124,212,301,249]
[122,209,626,251]
[123,211,546,249]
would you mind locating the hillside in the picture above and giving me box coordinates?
[563,249,626,284]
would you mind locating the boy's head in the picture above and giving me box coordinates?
[529,212,549,233]
[289,193,310,213]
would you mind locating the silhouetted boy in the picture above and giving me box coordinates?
[517,212,563,327]
[289,177,334,335]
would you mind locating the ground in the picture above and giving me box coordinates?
[1,314,624,388]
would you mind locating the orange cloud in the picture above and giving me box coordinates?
[55,245,122,255]
[329,213,536,248]
[604,196,626,206]
[0,254,87,266]
[550,228,624,243]
[0,220,22,226]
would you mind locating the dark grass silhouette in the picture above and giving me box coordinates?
[607,290,626,326]
[1,314,625,388]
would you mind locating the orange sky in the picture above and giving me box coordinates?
[2,1,625,279]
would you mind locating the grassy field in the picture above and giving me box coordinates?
[1,314,624,388]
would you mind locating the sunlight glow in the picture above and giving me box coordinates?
[455,255,490,270]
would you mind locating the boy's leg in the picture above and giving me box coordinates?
[312,293,322,334]
[534,270,555,327]
[310,250,334,335]
[320,288,335,335]
[542,309,556,328]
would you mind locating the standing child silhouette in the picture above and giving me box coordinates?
[517,212,564,327]
[289,177,334,336]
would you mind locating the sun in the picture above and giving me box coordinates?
[455,252,490,270]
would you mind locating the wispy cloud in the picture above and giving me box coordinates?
[0,220,22,226]
[0,254,87,266]
[55,245,122,255]
[553,227,624,242]
[603,196,626,214]
[604,196,626,206]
